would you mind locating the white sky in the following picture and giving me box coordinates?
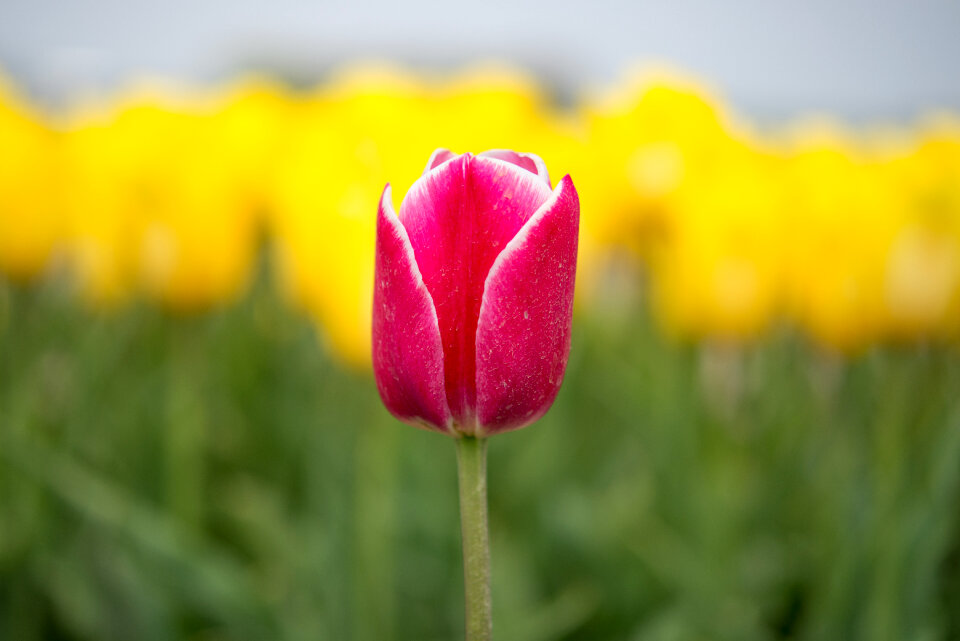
[1,0,958,120]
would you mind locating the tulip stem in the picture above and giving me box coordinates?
[456,436,492,641]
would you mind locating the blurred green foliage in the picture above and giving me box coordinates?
[2,272,960,641]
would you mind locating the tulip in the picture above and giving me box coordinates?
[372,149,579,641]
[0,76,62,281]
[373,149,580,436]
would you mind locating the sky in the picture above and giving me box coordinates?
[1,0,958,120]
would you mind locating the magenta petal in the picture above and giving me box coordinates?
[478,149,551,188]
[399,154,553,429]
[475,175,580,434]
[424,148,457,173]
[372,185,452,432]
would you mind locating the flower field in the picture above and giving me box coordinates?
[2,64,960,640]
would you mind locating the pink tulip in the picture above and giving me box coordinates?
[373,149,579,436]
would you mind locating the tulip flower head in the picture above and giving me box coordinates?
[373,149,579,436]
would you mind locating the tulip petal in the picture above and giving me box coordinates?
[399,154,553,428]
[475,175,579,434]
[425,148,457,173]
[372,185,452,432]
[478,149,551,187]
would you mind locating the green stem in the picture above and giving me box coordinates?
[456,436,492,641]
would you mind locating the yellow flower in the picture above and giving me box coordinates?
[0,74,62,281]
[430,64,554,156]
[879,115,960,340]
[271,66,427,367]
[213,76,294,224]
[651,144,787,340]
[577,68,736,259]
[62,84,259,310]
[779,120,896,352]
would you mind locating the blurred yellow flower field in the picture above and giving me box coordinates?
[0,76,62,281]
[2,64,959,355]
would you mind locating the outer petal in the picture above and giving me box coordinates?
[475,175,579,435]
[478,149,551,187]
[399,154,553,429]
[372,185,452,432]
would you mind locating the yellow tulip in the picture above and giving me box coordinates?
[213,76,294,223]
[577,67,736,259]
[0,75,62,281]
[651,144,787,340]
[62,85,259,310]
[879,115,960,340]
[271,66,427,367]
[779,120,896,352]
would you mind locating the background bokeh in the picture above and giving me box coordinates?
[2,2,960,640]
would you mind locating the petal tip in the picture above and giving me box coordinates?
[479,149,552,187]
[424,149,457,174]
[378,184,397,222]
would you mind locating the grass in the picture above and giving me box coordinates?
[1,272,960,641]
